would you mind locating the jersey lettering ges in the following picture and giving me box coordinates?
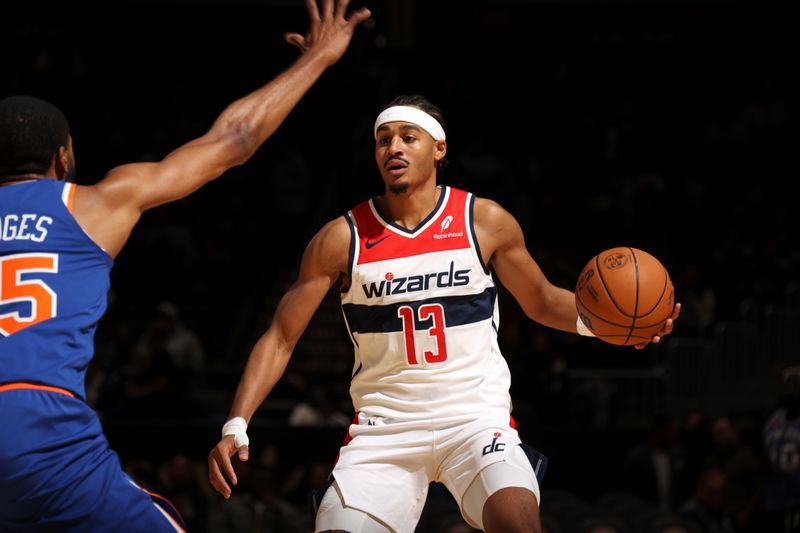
[340,186,512,420]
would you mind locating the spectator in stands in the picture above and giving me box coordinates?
[678,467,735,533]
[622,414,685,512]
[704,416,763,532]
[763,368,800,533]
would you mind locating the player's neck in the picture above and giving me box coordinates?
[381,181,441,230]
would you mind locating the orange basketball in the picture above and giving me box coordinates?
[575,247,675,346]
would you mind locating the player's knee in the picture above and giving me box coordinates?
[482,487,541,533]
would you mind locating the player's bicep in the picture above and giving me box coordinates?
[271,273,336,350]
[481,201,551,317]
[493,240,551,316]
[99,133,246,212]
[269,218,350,348]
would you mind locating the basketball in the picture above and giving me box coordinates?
[575,247,675,346]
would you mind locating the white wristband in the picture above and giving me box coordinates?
[222,417,250,448]
[576,316,596,337]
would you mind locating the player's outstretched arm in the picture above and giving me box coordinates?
[73,0,370,258]
[474,198,579,333]
[207,216,350,499]
[474,198,681,346]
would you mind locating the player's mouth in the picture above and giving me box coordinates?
[385,158,408,176]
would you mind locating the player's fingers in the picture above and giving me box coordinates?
[219,450,238,488]
[208,454,231,498]
[238,445,250,462]
[347,7,372,27]
[321,0,333,20]
[671,302,682,320]
[304,0,321,22]
[284,33,307,51]
[334,0,350,20]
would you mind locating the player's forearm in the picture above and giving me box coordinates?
[532,285,579,333]
[209,51,332,165]
[227,331,295,423]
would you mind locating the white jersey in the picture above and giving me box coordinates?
[340,186,512,421]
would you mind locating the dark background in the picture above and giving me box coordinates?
[2,0,798,531]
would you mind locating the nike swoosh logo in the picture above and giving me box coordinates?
[365,235,390,249]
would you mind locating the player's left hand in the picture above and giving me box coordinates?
[635,302,681,350]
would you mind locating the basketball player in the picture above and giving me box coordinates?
[208,94,681,532]
[0,1,370,531]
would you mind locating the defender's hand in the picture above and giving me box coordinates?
[285,0,372,66]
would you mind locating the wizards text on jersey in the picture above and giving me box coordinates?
[361,261,470,299]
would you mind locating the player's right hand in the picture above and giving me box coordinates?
[284,0,371,67]
[208,436,249,499]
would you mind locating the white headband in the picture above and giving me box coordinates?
[374,105,446,141]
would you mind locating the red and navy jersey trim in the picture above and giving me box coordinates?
[344,213,356,286]
[371,186,448,236]
[468,194,491,275]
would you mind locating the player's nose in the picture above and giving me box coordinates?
[387,135,403,153]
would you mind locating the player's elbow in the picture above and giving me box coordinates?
[223,128,259,167]
[207,120,260,167]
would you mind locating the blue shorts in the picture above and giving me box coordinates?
[0,387,186,532]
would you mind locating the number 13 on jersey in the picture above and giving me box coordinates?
[397,303,448,365]
[0,253,58,337]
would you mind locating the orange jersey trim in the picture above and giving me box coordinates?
[66,182,76,213]
[0,381,75,398]
[142,488,188,533]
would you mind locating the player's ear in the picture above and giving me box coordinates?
[54,139,71,181]
[434,140,446,161]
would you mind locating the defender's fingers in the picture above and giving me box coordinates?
[305,0,321,21]
[285,33,307,50]
[334,0,350,19]
[321,0,334,19]
[347,7,371,27]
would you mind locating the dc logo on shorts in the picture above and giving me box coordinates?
[482,432,506,456]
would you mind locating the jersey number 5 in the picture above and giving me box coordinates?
[0,253,59,337]
[397,304,448,365]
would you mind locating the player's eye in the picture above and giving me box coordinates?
[403,135,416,143]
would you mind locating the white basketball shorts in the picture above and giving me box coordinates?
[315,409,541,533]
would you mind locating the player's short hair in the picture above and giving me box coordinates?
[0,95,70,179]
[380,94,449,172]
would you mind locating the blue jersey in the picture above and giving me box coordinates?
[0,179,112,398]
[0,179,185,532]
